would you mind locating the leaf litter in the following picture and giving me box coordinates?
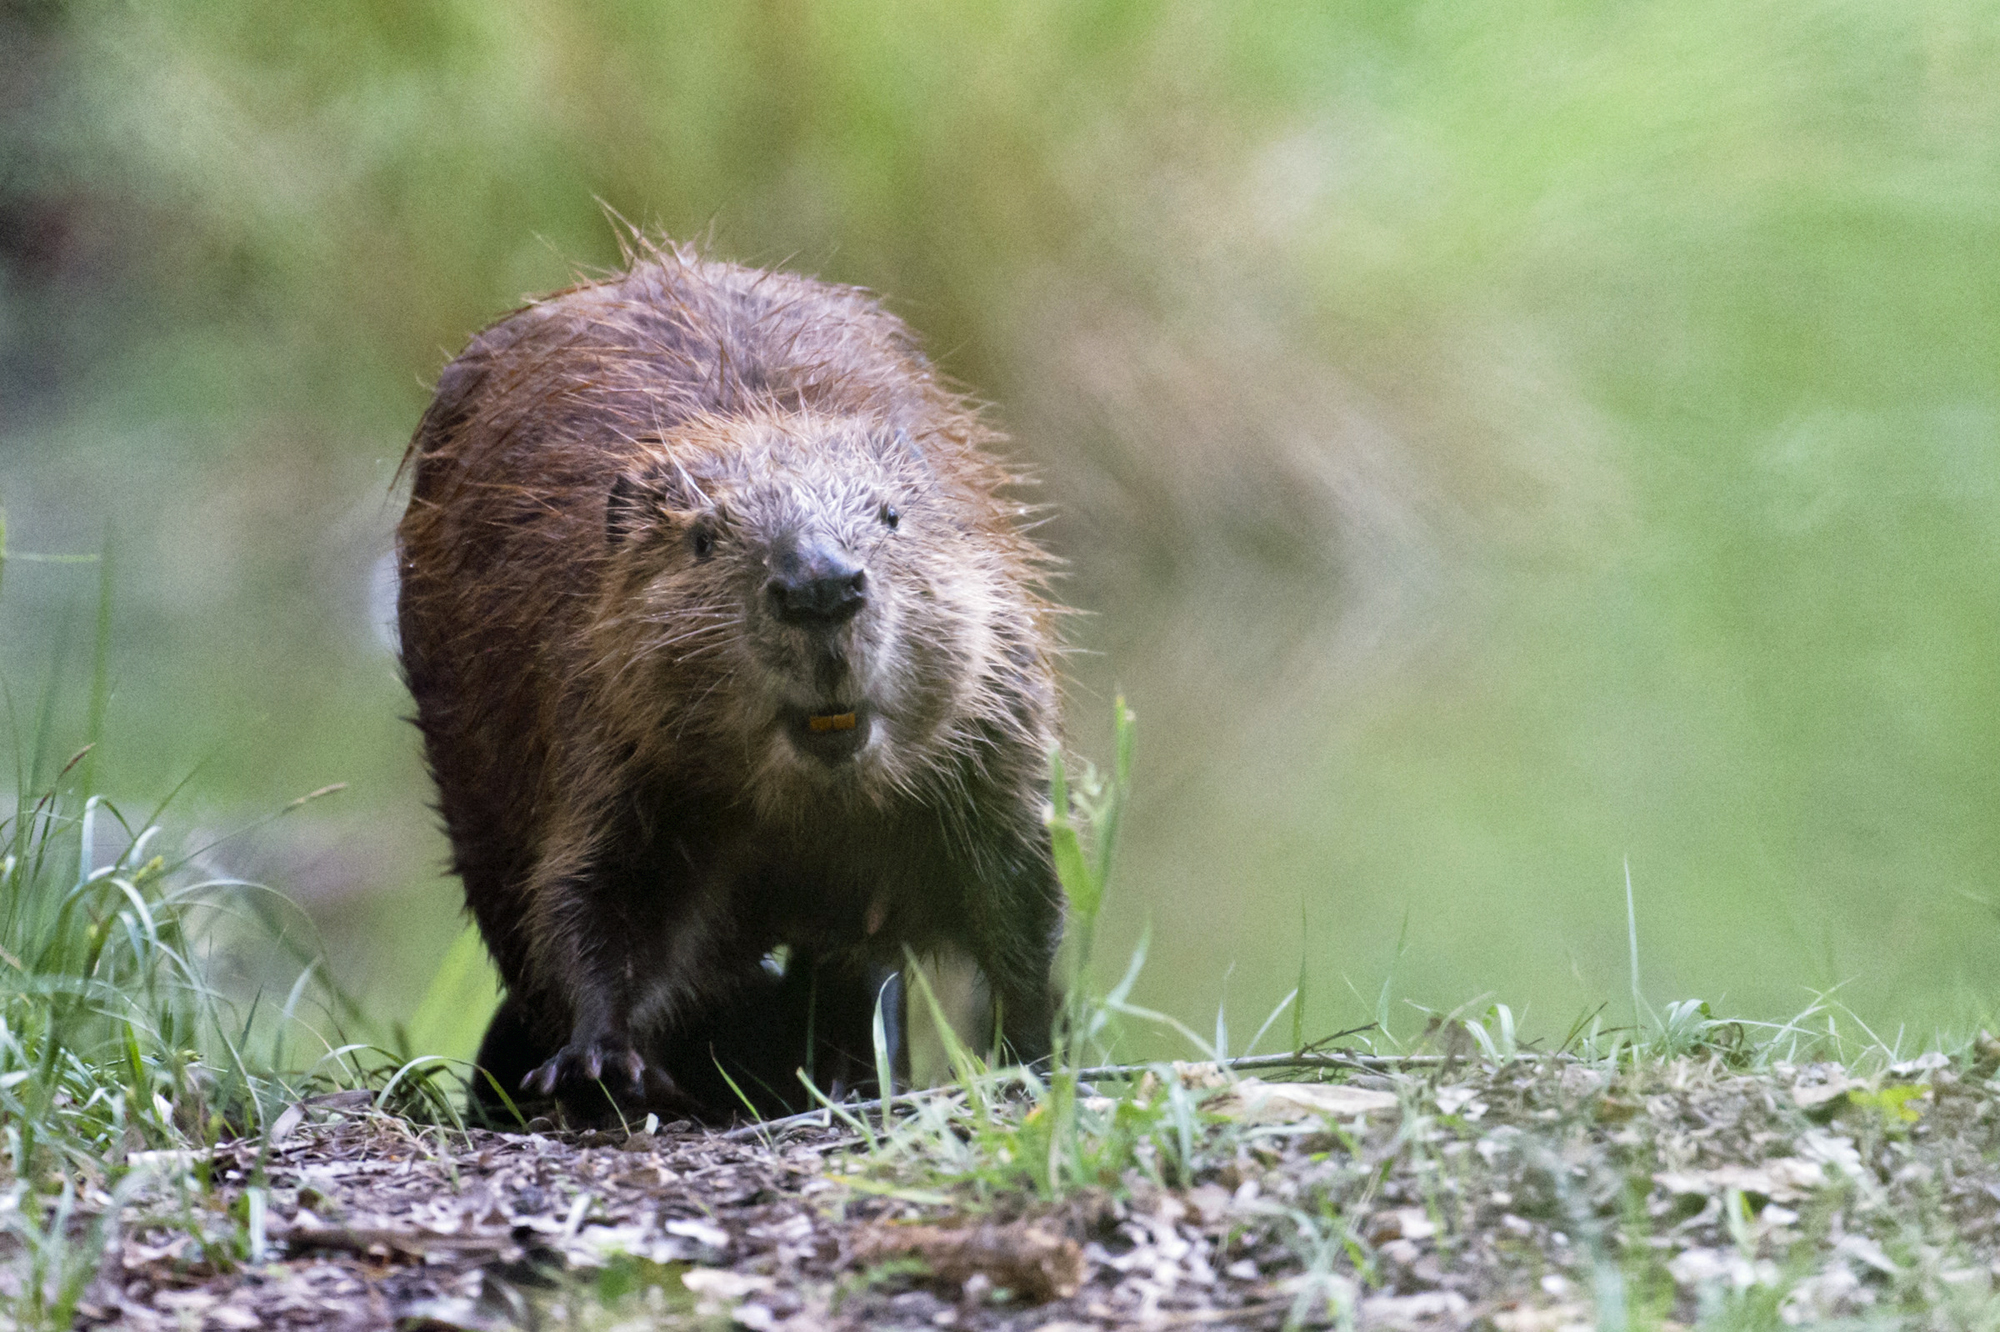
[24,1036,2000,1330]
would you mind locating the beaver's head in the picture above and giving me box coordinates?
[592,410,1039,816]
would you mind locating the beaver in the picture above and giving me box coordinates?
[395,238,1064,1120]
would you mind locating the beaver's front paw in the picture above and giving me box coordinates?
[522,1031,650,1097]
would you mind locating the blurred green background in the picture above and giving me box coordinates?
[4,0,1997,1059]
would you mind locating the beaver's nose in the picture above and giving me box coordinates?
[766,536,867,627]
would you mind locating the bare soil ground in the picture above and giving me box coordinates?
[71,1048,2000,1331]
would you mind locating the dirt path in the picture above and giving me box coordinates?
[74,1051,2000,1330]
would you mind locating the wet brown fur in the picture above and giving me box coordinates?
[396,238,1063,1117]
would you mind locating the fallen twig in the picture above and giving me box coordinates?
[1148,1300,1294,1326]
[277,1223,515,1260]
[1071,1051,1441,1080]
[718,1048,1536,1139]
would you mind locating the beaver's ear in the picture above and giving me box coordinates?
[879,427,935,482]
[606,470,666,546]
[607,461,713,545]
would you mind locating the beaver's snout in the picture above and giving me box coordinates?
[765,533,867,628]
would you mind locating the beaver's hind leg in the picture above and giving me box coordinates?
[649,956,904,1121]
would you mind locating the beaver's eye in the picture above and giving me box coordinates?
[691,525,716,560]
[880,503,901,530]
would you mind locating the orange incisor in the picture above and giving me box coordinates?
[808,712,858,732]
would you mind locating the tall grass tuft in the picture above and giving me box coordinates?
[861,698,1216,1201]
[0,545,434,1327]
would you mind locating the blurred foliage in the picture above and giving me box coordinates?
[3,0,1999,1051]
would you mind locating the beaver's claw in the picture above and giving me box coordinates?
[523,1034,649,1096]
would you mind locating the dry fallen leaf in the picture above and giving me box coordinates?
[1171,1061,1231,1089]
[853,1219,1085,1302]
[1792,1075,1864,1110]
[1652,1158,1825,1204]
[1207,1078,1401,1124]
[664,1216,731,1250]
[1361,1290,1470,1328]
[1492,1300,1595,1332]
[1364,1207,1437,1244]
[680,1269,774,1301]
